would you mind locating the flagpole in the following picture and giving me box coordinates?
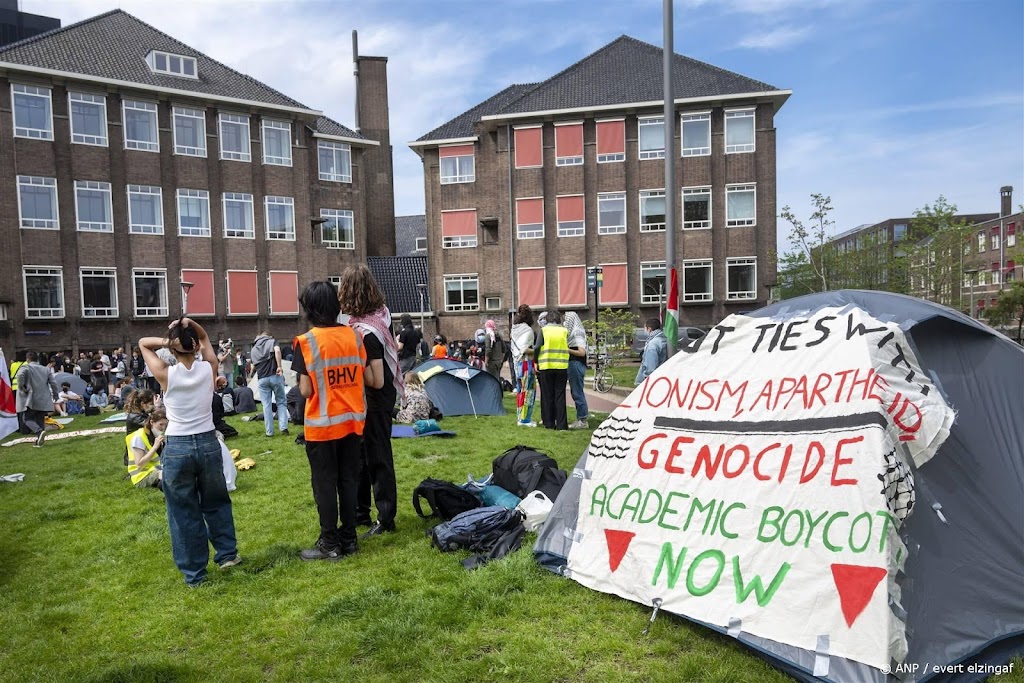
[663,0,678,355]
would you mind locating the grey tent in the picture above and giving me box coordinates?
[415,358,504,417]
[536,291,1022,683]
[53,371,87,398]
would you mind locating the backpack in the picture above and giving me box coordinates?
[492,445,568,501]
[430,506,524,553]
[412,478,481,521]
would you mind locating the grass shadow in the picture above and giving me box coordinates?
[82,662,196,683]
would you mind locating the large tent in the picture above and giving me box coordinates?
[536,291,1023,682]
[53,372,88,397]
[414,358,504,417]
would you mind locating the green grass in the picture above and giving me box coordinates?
[0,404,1019,683]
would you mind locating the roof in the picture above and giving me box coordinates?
[415,35,784,143]
[394,215,426,257]
[0,9,315,113]
[367,256,431,314]
[312,116,366,141]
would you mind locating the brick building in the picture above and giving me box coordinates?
[0,10,394,356]
[959,186,1021,318]
[411,35,790,338]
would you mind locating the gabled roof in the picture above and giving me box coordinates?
[311,116,368,142]
[367,256,431,314]
[395,215,426,257]
[0,9,316,114]
[415,83,537,143]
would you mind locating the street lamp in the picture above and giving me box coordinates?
[180,281,195,316]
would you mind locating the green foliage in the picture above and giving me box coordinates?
[779,193,835,294]
[583,308,637,352]
[985,280,1024,342]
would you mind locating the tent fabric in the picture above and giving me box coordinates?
[536,290,1023,683]
[413,359,504,417]
[53,372,87,398]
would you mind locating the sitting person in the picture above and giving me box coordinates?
[126,408,167,489]
[123,389,156,467]
[212,390,239,438]
[233,384,257,413]
[395,372,433,424]
[112,379,134,410]
[56,382,83,416]
[90,388,108,409]
[215,376,236,415]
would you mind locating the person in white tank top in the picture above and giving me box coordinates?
[139,317,240,587]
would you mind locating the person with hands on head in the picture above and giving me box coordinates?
[126,408,168,489]
[139,317,240,588]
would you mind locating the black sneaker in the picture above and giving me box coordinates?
[300,539,344,561]
[33,430,46,448]
[361,521,396,539]
[356,516,373,527]
[281,429,290,436]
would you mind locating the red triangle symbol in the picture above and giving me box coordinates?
[605,529,636,572]
[831,564,887,627]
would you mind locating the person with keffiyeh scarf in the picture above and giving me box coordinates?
[563,311,590,429]
[338,265,403,537]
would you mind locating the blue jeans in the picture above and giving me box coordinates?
[162,431,238,586]
[258,375,288,435]
[568,360,588,421]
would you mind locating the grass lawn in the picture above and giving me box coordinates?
[0,403,1018,683]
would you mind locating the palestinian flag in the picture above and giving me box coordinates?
[663,267,679,350]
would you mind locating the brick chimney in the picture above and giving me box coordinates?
[1000,185,1013,217]
[353,31,396,256]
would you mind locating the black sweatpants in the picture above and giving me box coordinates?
[539,369,568,430]
[358,409,397,528]
[305,433,363,547]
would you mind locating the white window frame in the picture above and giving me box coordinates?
[727,257,757,301]
[320,208,355,249]
[683,259,713,303]
[146,51,198,78]
[640,189,666,232]
[556,195,585,238]
[441,210,477,249]
[598,192,626,235]
[485,296,502,311]
[79,267,118,318]
[127,185,164,234]
[261,119,292,166]
[123,100,159,152]
[638,116,665,160]
[265,196,295,240]
[218,113,251,162]
[68,92,107,146]
[681,112,711,157]
[444,274,480,312]
[977,231,986,253]
[222,192,254,239]
[596,118,625,163]
[725,108,755,154]
[415,236,427,252]
[514,125,543,169]
[176,189,211,237]
[726,184,757,227]
[17,175,59,230]
[681,187,712,230]
[0,303,7,321]
[516,198,545,240]
[990,230,1000,251]
[318,141,352,182]
[554,121,583,166]
[439,149,475,184]
[1007,225,1016,247]
[327,276,343,289]
[641,261,667,304]
[74,180,114,232]
[23,266,64,318]
[173,106,206,157]
[132,269,168,317]
[12,84,53,140]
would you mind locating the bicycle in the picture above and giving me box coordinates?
[592,353,615,393]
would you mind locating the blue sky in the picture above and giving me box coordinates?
[37,0,1024,253]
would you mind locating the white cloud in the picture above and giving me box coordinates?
[737,25,811,50]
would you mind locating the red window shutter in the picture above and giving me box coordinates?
[227,271,259,315]
[269,272,298,315]
[1008,222,1016,235]
[599,263,628,305]
[555,124,583,158]
[558,266,586,306]
[596,120,625,155]
[992,261,1000,271]
[990,298,998,307]
[1007,260,1016,269]
[557,195,584,222]
[439,144,474,158]
[516,198,544,226]
[441,210,477,237]
[514,127,543,168]
[518,268,546,307]
[180,270,215,316]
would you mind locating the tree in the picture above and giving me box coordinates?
[780,194,835,293]
[582,308,636,354]
[906,196,972,310]
[985,280,1024,343]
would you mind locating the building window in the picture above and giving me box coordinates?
[556,195,585,237]
[23,267,63,318]
[328,276,342,289]
[265,196,295,240]
[516,197,544,239]
[485,296,502,311]
[80,268,118,317]
[12,84,52,140]
[123,100,159,152]
[641,262,667,304]
[518,268,547,308]
[262,119,292,166]
[683,260,712,302]
[990,228,1000,251]
[179,270,215,317]
[727,257,757,300]
[598,192,626,234]
[893,223,907,242]
[223,192,254,239]
[226,271,259,315]
[979,270,988,286]
[173,106,206,157]
[514,126,543,168]
[320,208,355,249]
[268,271,299,315]
[1007,222,1016,247]
[146,51,197,78]
[318,141,352,182]
[128,185,164,234]
[219,113,251,161]
[444,274,479,312]
[558,266,587,307]
[977,230,986,252]
[0,304,7,321]
[991,261,1001,286]
[1007,260,1017,282]
[638,116,665,159]
[725,109,755,154]
[133,269,168,317]
[177,189,211,237]
[726,184,756,227]
[640,190,666,232]
[439,144,475,184]
[415,236,427,251]
[69,92,107,146]
[75,181,113,232]
[681,112,710,156]
[596,119,625,163]
[555,122,583,165]
[17,176,58,229]
[597,263,628,305]
[682,187,711,229]
[441,209,477,248]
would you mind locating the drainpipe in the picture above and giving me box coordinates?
[507,124,516,308]
[352,30,360,132]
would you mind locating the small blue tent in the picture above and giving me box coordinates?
[414,359,504,417]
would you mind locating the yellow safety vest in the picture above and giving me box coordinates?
[537,326,570,371]
[10,361,22,390]
[125,428,160,486]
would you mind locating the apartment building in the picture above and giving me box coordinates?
[959,186,1021,318]
[411,36,789,338]
[0,10,394,355]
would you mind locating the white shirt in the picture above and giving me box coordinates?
[164,359,216,436]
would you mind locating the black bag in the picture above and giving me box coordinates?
[412,478,481,521]
[85,406,100,416]
[492,445,568,501]
[430,506,524,553]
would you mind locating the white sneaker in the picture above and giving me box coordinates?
[517,421,537,427]
[569,419,589,430]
